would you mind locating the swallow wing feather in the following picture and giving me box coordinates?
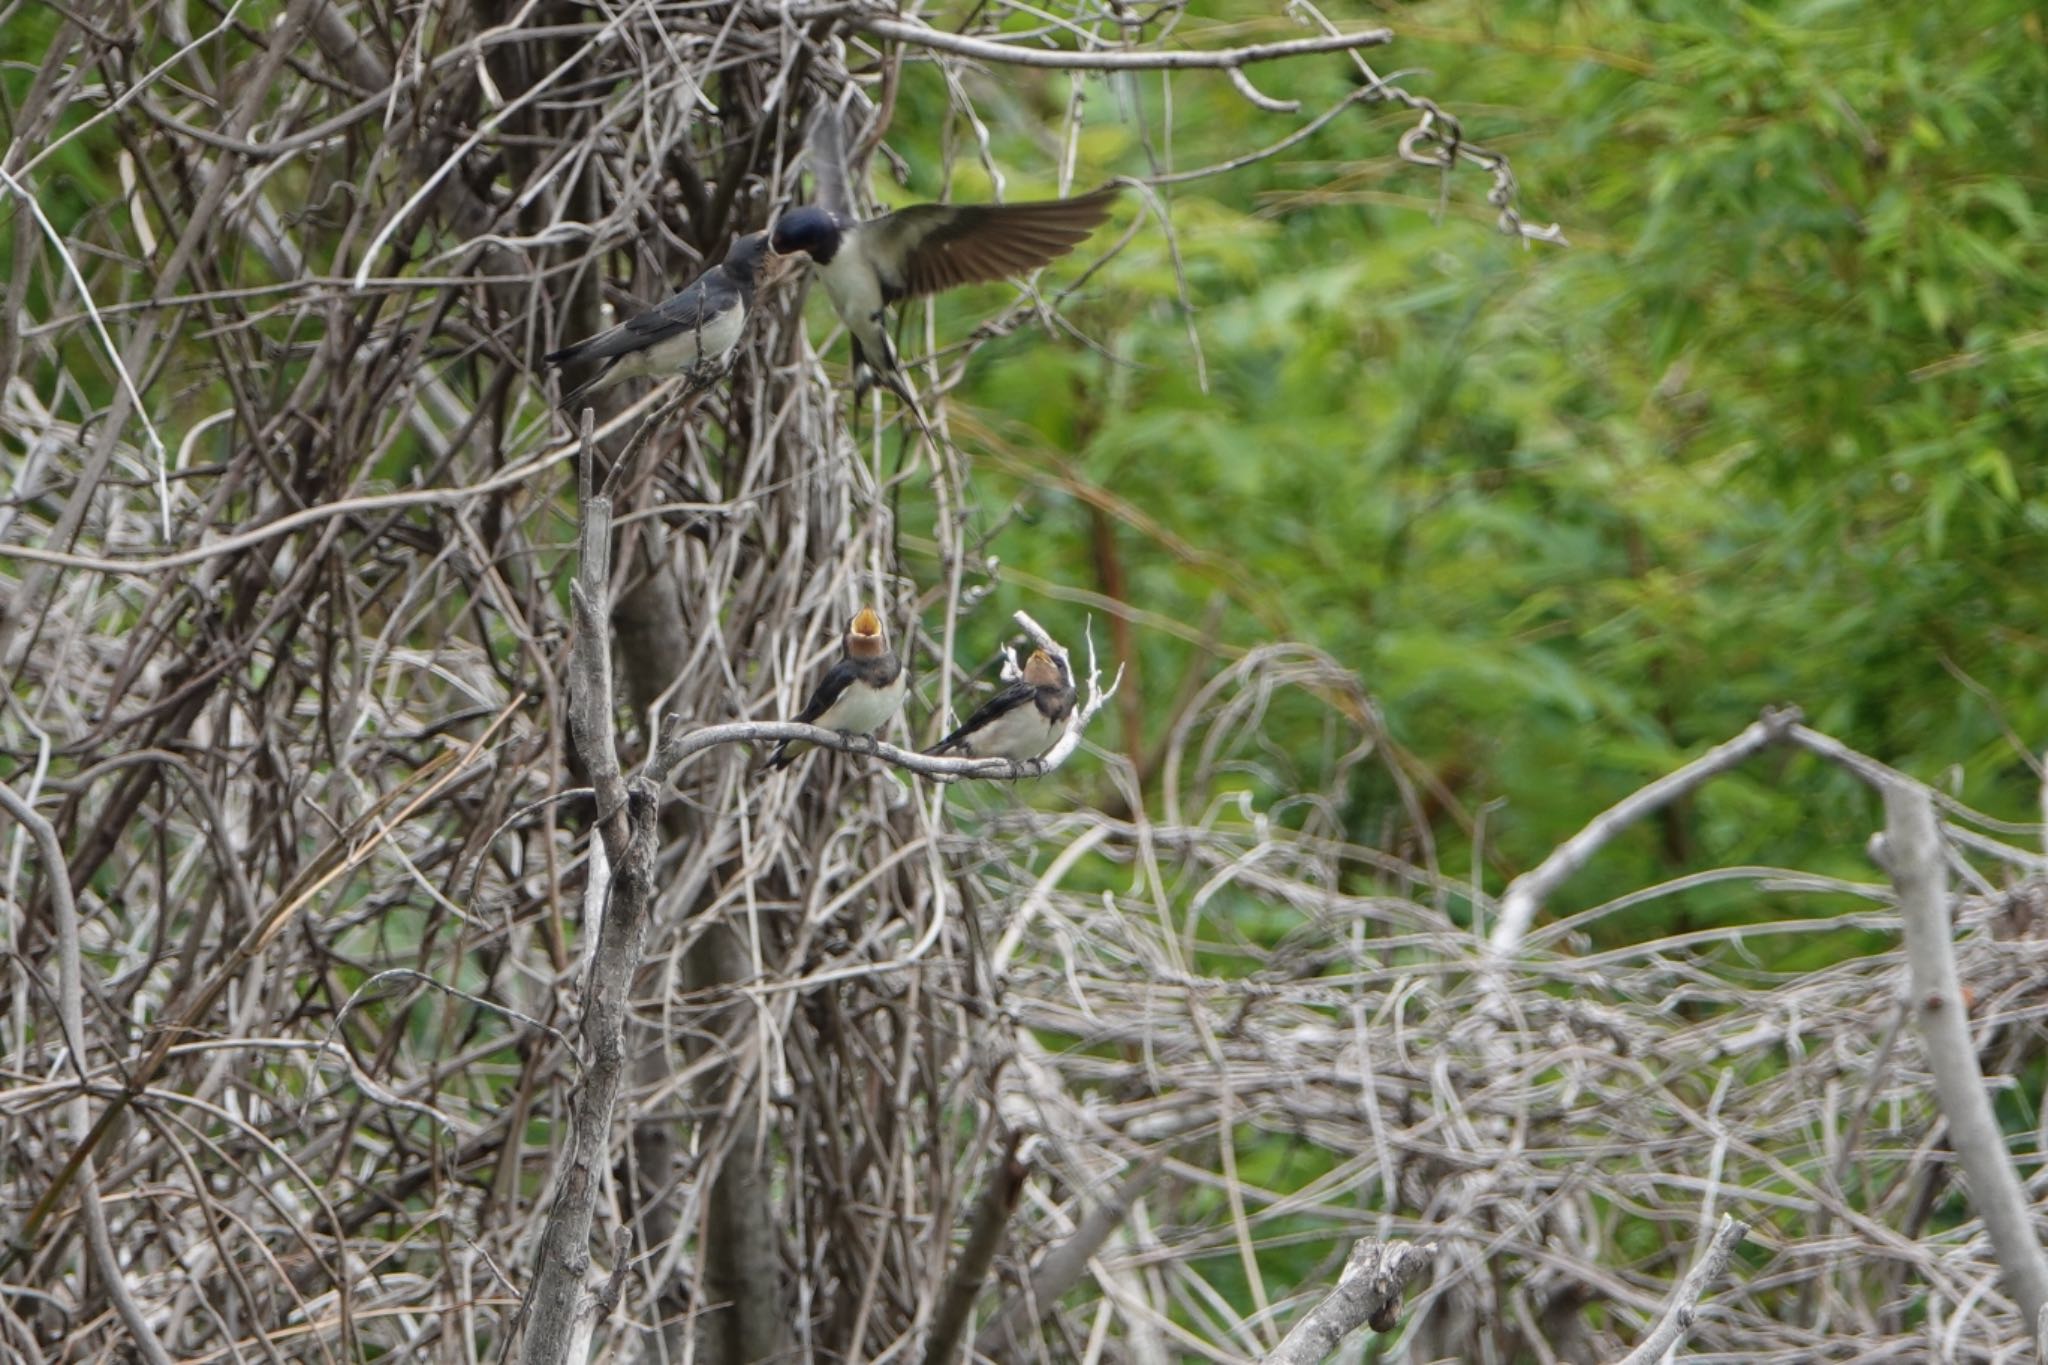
[864,185,1120,304]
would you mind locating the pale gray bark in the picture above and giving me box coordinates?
[1258,1238,1435,1365]
[520,440,663,1365]
[1610,1215,1749,1365]
[1876,783,2048,1339]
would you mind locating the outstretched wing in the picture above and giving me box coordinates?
[861,185,1121,304]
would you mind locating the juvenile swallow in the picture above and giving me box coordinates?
[927,648,1074,763]
[765,607,908,770]
[772,115,1119,393]
[545,231,773,405]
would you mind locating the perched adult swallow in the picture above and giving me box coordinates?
[765,607,908,770]
[545,231,773,405]
[770,120,1119,393]
[927,648,1074,763]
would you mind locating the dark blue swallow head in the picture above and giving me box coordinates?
[771,207,844,264]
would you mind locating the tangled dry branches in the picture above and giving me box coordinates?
[1,0,2038,1363]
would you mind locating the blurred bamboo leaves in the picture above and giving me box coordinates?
[899,0,2048,935]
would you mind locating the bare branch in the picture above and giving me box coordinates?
[1259,1238,1435,1365]
[1489,707,1801,954]
[0,442,577,575]
[855,18,1393,71]
[976,1152,1165,1352]
[519,429,661,1365]
[652,610,1123,783]
[924,1130,1028,1365]
[1874,784,2048,1331]
[1610,1214,1750,1365]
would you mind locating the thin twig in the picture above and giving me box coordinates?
[0,167,172,539]
[856,17,1393,71]
[0,442,578,575]
[0,781,173,1365]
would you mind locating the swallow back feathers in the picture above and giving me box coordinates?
[928,648,1074,762]
[765,607,908,770]
[545,231,773,405]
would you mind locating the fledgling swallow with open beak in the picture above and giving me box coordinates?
[545,231,775,406]
[765,607,908,771]
[927,648,1074,763]
[773,106,1119,396]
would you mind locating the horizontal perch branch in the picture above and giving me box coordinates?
[651,610,1122,784]
[652,720,1076,784]
[856,16,1393,70]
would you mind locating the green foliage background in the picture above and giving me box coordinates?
[6,0,2046,1350]
[878,0,2048,941]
